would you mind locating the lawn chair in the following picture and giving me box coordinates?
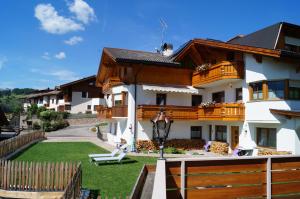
[92,152,127,164]
[88,144,129,159]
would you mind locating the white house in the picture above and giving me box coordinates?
[96,22,300,154]
[24,76,105,114]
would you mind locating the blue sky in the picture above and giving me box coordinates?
[0,0,299,89]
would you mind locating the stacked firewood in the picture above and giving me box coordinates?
[210,141,229,155]
[135,139,205,152]
[258,148,291,156]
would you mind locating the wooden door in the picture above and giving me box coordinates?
[231,126,239,149]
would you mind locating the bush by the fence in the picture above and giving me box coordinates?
[32,121,41,130]
[136,139,205,151]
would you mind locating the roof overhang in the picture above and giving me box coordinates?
[173,39,281,62]
[270,109,300,119]
[142,85,201,94]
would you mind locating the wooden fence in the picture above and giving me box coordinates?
[151,156,300,199]
[0,160,81,193]
[0,131,45,158]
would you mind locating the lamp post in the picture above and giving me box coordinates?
[151,109,173,159]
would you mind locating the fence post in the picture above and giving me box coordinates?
[266,157,272,199]
[180,160,185,199]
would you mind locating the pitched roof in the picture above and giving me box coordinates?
[104,47,180,66]
[58,75,96,89]
[228,22,282,49]
[25,90,61,99]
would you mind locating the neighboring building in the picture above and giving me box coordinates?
[96,22,300,154]
[24,76,104,114]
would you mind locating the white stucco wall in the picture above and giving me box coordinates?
[70,92,103,114]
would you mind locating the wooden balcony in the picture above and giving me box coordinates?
[137,105,198,120]
[112,105,128,118]
[96,105,112,119]
[192,61,244,87]
[102,77,123,93]
[198,103,245,121]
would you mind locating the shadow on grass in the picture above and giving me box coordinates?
[92,157,137,166]
[10,142,39,160]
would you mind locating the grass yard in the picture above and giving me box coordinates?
[12,142,157,198]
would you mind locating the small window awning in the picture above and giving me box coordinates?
[270,109,300,119]
[142,85,200,94]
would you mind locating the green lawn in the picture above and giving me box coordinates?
[13,142,157,198]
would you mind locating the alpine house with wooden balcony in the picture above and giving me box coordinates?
[96,22,300,154]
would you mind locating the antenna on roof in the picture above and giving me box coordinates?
[160,18,168,47]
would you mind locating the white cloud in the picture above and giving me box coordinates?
[0,56,7,70]
[69,0,96,24]
[64,36,83,45]
[41,52,51,60]
[48,70,79,81]
[30,68,79,81]
[55,52,66,60]
[34,3,84,34]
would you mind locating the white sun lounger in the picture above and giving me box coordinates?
[93,152,127,163]
[88,144,129,158]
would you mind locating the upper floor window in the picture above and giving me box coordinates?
[87,105,91,110]
[156,94,166,106]
[82,92,88,98]
[289,80,300,100]
[268,80,285,99]
[249,82,263,100]
[256,128,276,148]
[212,91,225,103]
[226,52,235,62]
[192,95,202,106]
[236,88,242,102]
[51,99,55,104]
[284,36,300,53]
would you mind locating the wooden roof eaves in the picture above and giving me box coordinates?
[270,109,300,118]
[174,39,281,62]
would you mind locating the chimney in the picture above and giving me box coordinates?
[161,43,173,57]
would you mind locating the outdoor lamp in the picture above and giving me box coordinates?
[151,109,173,159]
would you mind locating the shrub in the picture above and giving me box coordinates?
[32,121,41,130]
[39,110,52,121]
[42,121,52,132]
[60,111,70,119]
[164,147,184,154]
[37,106,47,118]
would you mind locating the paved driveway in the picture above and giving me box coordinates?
[46,124,96,138]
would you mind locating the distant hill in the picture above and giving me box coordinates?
[0,88,36,114]
[0,88,36,97]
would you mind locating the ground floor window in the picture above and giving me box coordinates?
[215,125,227,142]
[256,128,276,148]
[191,126,202,139]
[65,105,71,111]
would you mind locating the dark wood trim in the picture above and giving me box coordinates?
[270,109,300,118]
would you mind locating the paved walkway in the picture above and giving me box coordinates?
[44,124,221,158]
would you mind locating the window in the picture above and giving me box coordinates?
[256,128,276,148]
[268,81,285,99]
[215,125,227,142]
[114,100,122,106]
[191,126,202,139]
[236,88,242,101]
[82,92,88,98]
[94,105,97,111]
[156,94,166,105]
[250,82,263,100]
[87,105,91,110]
[113,123,118,135]
[51,99,55,104]
[289,80,300,100]
[209,125,212,141]
[212,91,225,103]
[192,95,202,106]
[65,105,71,111]
[39,99,43,104]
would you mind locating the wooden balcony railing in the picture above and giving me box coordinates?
[137,103,244,121]
[102,77,123,93]
[137,105,198,120]
[96,105,112,119]
[198,103,245,121]
[192,61,244,87]
[112,105,128,117]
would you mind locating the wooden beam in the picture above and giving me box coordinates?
[189,44,203,66]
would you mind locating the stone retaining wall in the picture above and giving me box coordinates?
[66,118,99,126]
